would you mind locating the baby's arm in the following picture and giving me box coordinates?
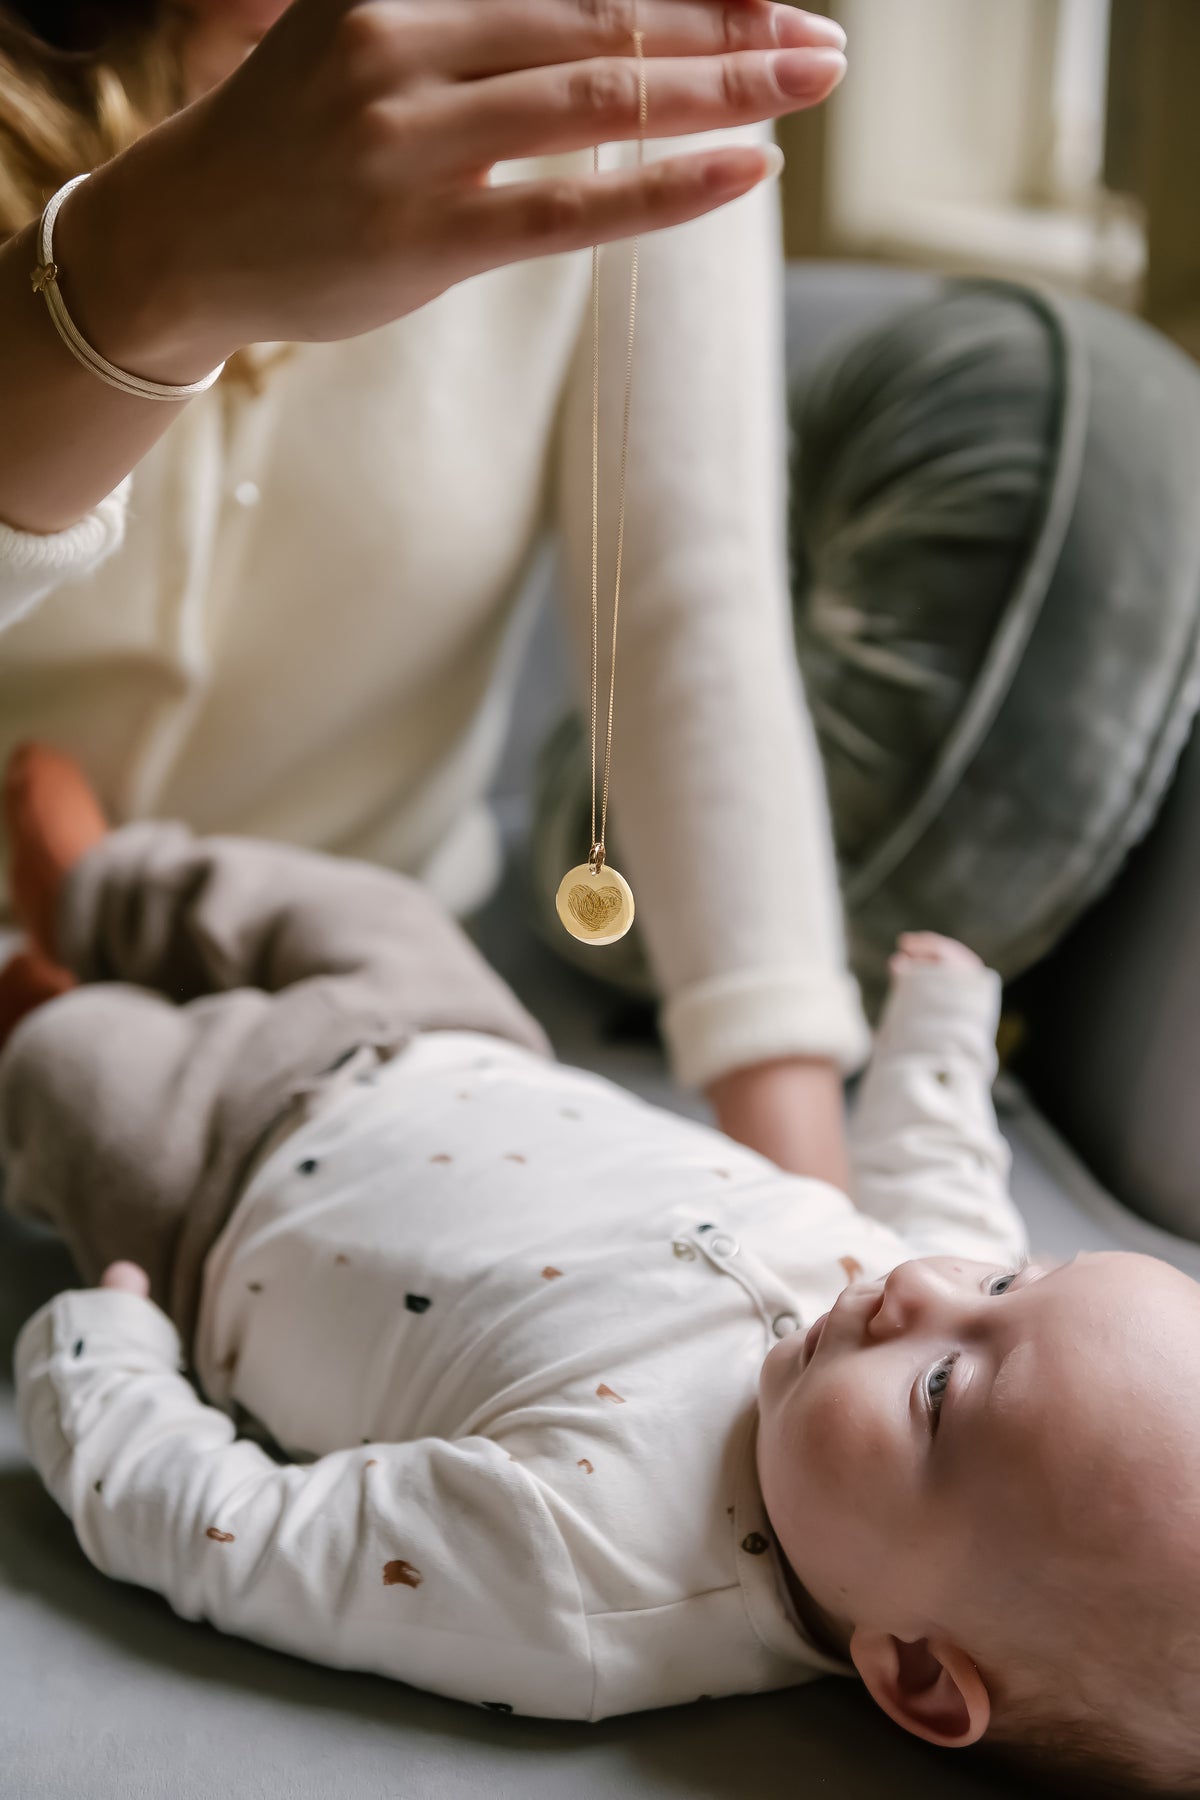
[849,934,1029,1268]
[15,1289,590,1717]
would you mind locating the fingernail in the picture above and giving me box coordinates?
[774,46,847,97]
[776,9,847,52]
[761,143,785,183]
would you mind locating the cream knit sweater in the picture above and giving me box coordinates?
[0,130,867,1087]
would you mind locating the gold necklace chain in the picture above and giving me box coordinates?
[589,22,645,873]
[555,17,645,947]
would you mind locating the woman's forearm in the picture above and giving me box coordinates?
[0,139,220,536]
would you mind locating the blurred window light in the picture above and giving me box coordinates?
[1050,0,1112,198]
[825,0,1142,300]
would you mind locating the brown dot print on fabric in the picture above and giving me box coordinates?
[383,1559,423,1589]
[457,1092,472,1101]
[405,1294,432,1314]
[93,1480,102,1494]
[596,1384,625,1404]
[577,1459,594,1474]
[206,1528,236,1544]
[541,1266,564,1281]
[247,1282,263,1294]
[430,1153,453,1165]
[839,1256,863,1284]
[712,1169,731,1180]
[72,1339,84,1357]
[335,1254,349,1266]
[298,1158,319,1175]
[741,1532,769,1556]
[364,1459,378,1468]
[218,1350,238,1376]
[935,1070,951,1085]
[503,1153,527,1164]
[561,1108,581,1120]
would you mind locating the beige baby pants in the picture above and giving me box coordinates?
[0,823,550,1345]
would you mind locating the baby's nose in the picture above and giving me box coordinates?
[871,1257,952,1338]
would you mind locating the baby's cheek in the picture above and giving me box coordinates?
[800,1372,901,1524]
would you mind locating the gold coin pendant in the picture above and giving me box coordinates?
[555,863,635,946]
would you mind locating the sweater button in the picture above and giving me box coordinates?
[772,1313,800,1338]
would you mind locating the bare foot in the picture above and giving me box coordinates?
[0,947,75,1054]
[5,744,108,962]
[889,931,983,978]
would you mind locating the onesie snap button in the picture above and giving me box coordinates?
[709,1233,738,1258]
[233,479,261,508]
[772,1313,800,1338]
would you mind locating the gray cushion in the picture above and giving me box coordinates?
[795,280,1200,1010]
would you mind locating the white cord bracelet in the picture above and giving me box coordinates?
[31,173,226,402]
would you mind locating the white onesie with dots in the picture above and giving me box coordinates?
[16,963,1026,1720]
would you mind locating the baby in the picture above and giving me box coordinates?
[5,747,1200,1799]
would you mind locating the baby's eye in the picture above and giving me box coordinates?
[987,1268,1023,1296]
[924,1352,959,1424]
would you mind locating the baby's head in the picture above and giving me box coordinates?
[758,1250,1200,1795]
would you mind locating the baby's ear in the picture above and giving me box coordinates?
[849,1627,991,1747]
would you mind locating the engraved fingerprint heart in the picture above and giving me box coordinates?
[567,883,622,931]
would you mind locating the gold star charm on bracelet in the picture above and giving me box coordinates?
[557,15,645,949]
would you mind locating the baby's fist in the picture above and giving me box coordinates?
[99,1260,150,1298]
[889,932,982,978]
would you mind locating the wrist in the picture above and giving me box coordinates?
[50,121,240,387]
[708,1056,850,1188]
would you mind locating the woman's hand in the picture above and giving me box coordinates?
[63,0,846,379]
[708,1055,850,1189]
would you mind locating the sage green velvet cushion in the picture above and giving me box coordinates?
[529,280,1200,1012]
[795,280,1200,1009]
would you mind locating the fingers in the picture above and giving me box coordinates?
[422,46,844,175]
[451,142,779,269]
[891,932,984,972]
[425,0,845,80]
[99,1260,152,1297]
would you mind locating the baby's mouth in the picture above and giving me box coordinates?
[801,1310,830,1369]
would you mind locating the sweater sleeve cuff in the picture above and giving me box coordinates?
[0,478,131,631]
[874,964,1002,1063]
[15,1288,181,1394]
[661,966,872,1090]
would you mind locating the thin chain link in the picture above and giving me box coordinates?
[589,20,646,873]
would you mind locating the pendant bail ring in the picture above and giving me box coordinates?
[588,843,606,876]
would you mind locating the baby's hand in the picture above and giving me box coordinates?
[99,1260,151,1298]
[888,932,983,979]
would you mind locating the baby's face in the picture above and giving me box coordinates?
[757,1250,1200,1661]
